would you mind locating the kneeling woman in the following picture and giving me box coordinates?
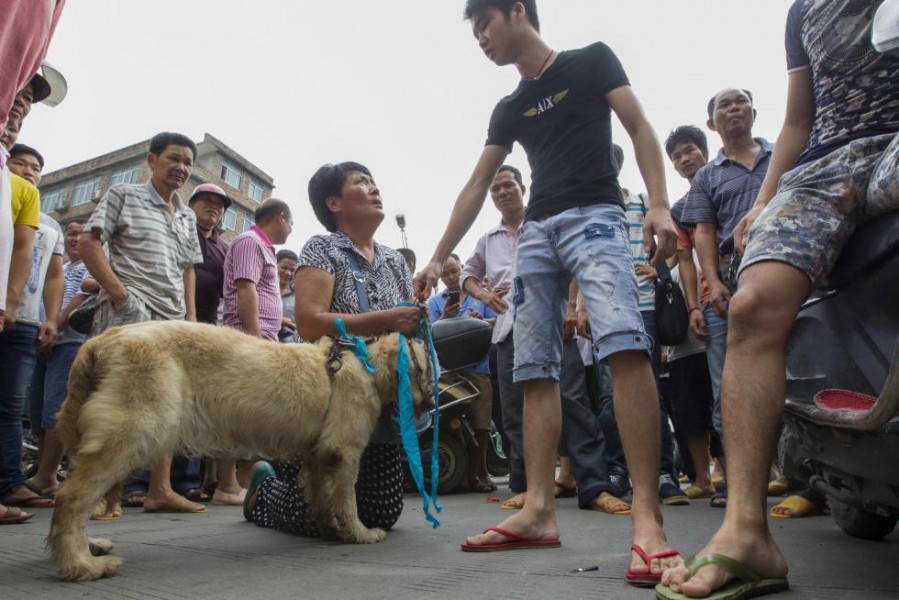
[244,162,423,535]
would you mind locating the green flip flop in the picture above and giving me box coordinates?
[655,553,789,600]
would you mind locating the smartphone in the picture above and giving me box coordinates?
[447,290,461,305]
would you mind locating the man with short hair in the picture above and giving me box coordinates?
[680,88,773,445]
[664,125,722,499]
[80,131,206,515]
[661,2,898,598]
[223,198,292,341]
[415,3,677,579]
[7,143,43,187]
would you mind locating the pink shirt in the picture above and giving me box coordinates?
[223,225,282,340]
[460,221,519,344]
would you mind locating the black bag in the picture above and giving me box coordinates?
[654,262,689,346]
[68,293,99,335]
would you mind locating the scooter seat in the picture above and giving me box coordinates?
[431,317,492,371]
[821,210,899,290]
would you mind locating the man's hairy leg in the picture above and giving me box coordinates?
[464,378,561,545]
[662,261,809,597]
[607,350,681,575]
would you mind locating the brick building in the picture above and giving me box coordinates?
[39,133,275,242]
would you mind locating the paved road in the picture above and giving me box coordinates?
[2,486,897,600]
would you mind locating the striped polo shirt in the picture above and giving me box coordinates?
[223,225,282,340]
[624,191,657,312]
[86,181,203,320]
[681,138,773,254]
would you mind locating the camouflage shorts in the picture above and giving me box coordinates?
[740,132,899,286]
[90,290,166,336]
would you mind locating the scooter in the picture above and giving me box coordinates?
[403,317,509,494]
[782,210,899,540]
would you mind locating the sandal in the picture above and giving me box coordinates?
[685,485,716,499]
[586,491,631,515]
[122,492,146,508]
[2,488,54,508]
[501,492,527,510]
[0,505,33,524]
[554,480,577,498]
[91,499,123,521]
[767,475,788,496]
[470,479,498,493]
[625,543,681,587]
[184,488,212,503]
[769,494,826,519]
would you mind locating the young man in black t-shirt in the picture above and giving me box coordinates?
[413,0,679,585]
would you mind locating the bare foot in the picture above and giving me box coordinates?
[142,491,205,513]
[463,510,559,548]
[630,523,683,577]
[660,527,788,597]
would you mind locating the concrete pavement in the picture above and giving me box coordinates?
[1,486,897,600]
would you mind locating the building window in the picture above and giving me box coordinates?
[242,211,255,232]
[221,160,243,190]
[110,164,141,186]
[223,206,237,231]
[41,189,65,213]
[72,178,101,206]
[247,179,264,202]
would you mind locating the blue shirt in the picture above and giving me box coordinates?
[681,138,774,254]
[427,289,496,375]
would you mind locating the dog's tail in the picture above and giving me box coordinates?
[56,334,106,452]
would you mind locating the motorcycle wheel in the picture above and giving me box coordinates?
[831,499,898,540]
[420,430,468,494]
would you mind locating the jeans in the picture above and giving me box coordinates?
[497,336,616,505]
[596,312,678,482]
[702,304,728,443]
[29,342,82,433]
[0,323,40,498]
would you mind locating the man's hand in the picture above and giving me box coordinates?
[689,308,709,341]
[2,305,18,328]
[576,306,592,339]
[281,317,297,331]
[384,306,425,336]
[643,205,677,266]
[563,305,578,340]
[707,280,732,318]
[38,321,58,357]
[413,261,442,301]
[441,300,461,319]
[635,263,658,281]
[733,203,765,256]
[476,286,509,315]
[111,289,129,311]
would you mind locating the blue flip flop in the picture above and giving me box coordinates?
[242,462,275,522]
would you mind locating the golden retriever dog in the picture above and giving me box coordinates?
[47,320,434,581]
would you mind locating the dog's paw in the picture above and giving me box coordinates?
[60,556,122,581]
[88,537,114,556]
[353,527,387,544]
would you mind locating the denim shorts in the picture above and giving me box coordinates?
[741,132,899,286]
[512,204,651,383]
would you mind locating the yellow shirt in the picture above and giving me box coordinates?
[10,173,39,228]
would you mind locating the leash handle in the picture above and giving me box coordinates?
[334,319,376,373]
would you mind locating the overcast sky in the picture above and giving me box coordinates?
[23,0,793,264]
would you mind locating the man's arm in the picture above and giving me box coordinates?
[4,224,36,323]
[734,70,814,253]
[79,230,128,309]
[295,267,422,342]
[606,85,675,264]
[235,279,261,337]
[182,265,196,322]
[39,254,64,350]
[563,280,578,340]
[695,223,730,317]
[677,249,709,339]
[414,145,508,298]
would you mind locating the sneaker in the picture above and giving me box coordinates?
[609,473,633,502]
[659,474,689,506]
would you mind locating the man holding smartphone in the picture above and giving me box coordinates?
[427,253,497,492]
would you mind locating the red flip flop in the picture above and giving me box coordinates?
[625,543,681,587]
[460,526,561,552]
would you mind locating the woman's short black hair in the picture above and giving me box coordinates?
[307,162,372,232]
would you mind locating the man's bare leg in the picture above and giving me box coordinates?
[464,378,561,545]
[26,429,64,496]
[607,350,680,575]
[662,262,809,596]
[685,432,714,492]
[143,458,204,512]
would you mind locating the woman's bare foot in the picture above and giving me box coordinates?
[463,510,559,548]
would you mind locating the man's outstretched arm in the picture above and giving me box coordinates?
[413,144,508,299]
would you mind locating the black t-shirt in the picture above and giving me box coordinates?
[486,42,630,222]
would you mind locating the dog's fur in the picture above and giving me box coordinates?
[47,320,433,581]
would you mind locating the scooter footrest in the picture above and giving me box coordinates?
[814,389,877,412]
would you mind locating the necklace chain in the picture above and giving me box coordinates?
[523,48,554,81]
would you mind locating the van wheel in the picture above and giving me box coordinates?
[831,499,898,540]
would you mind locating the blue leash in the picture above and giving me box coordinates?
[334,313,442,528]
